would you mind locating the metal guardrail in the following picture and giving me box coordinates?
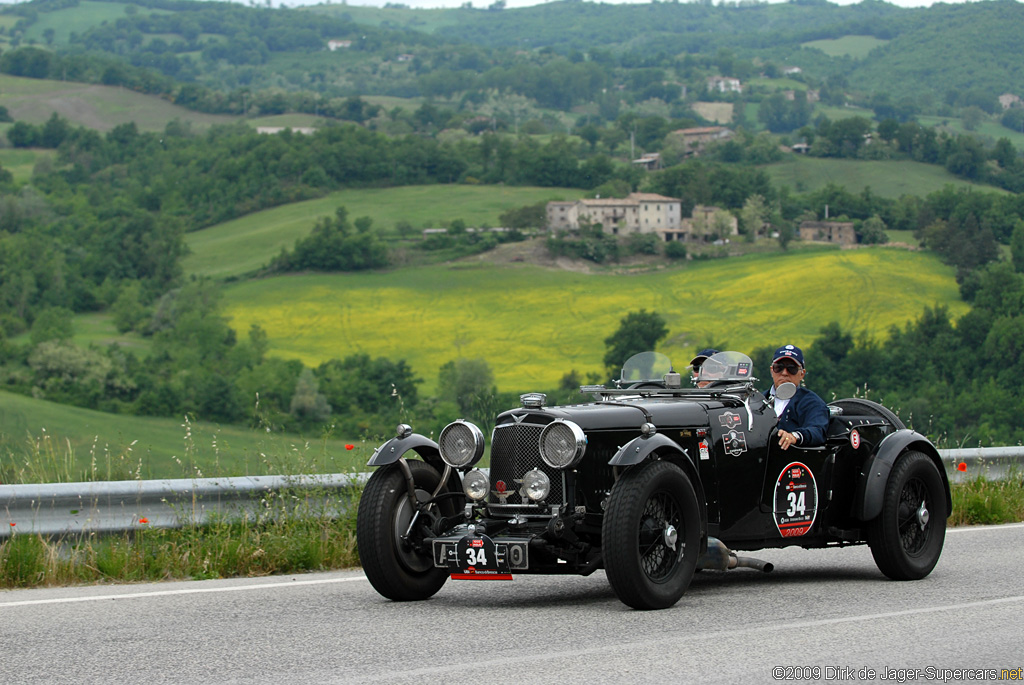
[1,449,1021,538]
[0,473,364,539]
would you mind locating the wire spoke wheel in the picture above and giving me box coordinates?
[603,461,701,610]
[868,451,947,580]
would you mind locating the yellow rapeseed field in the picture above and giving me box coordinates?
[222,247,967,393]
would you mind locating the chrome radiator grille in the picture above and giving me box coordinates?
[488,423,564,506]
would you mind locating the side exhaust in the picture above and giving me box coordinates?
[697,537,774,573]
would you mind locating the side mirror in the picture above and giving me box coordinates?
[774,382,797,400]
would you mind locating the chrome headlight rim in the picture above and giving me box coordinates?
[438,419,485,469]
[538,419,587,469]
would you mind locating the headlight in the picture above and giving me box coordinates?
[463,469,489,501]
[522,468,550,502]
[538,419,586,469]
[438,420,485,469]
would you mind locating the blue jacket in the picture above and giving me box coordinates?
[763,386,830,447]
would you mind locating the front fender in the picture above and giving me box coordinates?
[367,433,443,470]
[610,432,691,467]
[855,429,952,521]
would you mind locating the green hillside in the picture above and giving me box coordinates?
[220,247,968,395]
[0,74,237,133]
[761,156,1006,197]
[183,185,587,279]
[0,389,369,483]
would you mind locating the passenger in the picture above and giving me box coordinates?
[765,344,829,450]
[689,348,720,388]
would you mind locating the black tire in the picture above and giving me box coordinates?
[356,460,452,601]
[602,460,701,610]
[867,451,946,580]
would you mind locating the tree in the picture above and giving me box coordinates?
[290,367,332,424]
[603,309,668,373]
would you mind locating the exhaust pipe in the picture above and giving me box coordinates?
[697,537,773,573]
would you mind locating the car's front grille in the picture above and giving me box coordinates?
[489,423,564,506]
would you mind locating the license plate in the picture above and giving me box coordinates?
[434,534,528,579]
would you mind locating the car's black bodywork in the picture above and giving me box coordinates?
[356,351,951,609]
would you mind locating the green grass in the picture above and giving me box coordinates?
[761,156,1005,197]
[20,1,152,46]
[0,148,56,184]
[950,471,1024,526]
[801,35,889,59]
[918,115,1024,149]
[0,74,238,133]
[811,104,876,122]
[0,390,372,483]
[0,505,360,588]
[220,247,968,395]
[183,185,587,279]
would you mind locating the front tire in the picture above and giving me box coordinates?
[602,461,701,610]
[867,451,946,580]
[357,460,452,601]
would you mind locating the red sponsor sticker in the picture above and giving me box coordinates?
[470,539,483,548]
[850,429,861,449]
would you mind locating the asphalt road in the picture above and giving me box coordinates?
[2,523,1023,684]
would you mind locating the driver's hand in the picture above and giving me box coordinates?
[778,430,798,450]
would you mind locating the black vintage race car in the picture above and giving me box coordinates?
[356,351,950,610]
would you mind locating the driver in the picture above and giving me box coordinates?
[764,344,829,450]
[689,348,719,388]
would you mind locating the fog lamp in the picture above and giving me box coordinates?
[463,469,489,501]
[522,468,551,502]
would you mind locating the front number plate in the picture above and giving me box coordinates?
[434,535,528,578]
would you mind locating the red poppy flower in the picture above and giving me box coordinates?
[345,444,354,450]
[8,522,15,527]
[957,462,967,472]
[139,517,149,524]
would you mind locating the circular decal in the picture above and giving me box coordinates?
[773,462,818,537]
[850,429,861,450]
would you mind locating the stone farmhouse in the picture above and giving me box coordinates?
[707,76,742,93]
[799,220,856,247]
[547,195,737,243]
[667,126,734,158]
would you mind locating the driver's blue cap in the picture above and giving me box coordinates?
[690,348,719,366]
[772,344,804,367]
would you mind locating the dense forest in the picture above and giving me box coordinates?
[3,0,1024,446]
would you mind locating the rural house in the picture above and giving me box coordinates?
[799,220,856,247]
[707,76,742,93]
[661,205,738,243]
[667,126,734,158]
[546,193,682,235]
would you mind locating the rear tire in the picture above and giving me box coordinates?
[867,451,946,580]
[603,461,701,610]
[356,460,452,601]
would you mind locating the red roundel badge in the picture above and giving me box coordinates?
[773,462,818,537]
[850,429,861,449]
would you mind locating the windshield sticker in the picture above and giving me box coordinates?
[736,362,751,377]
[723,430,747,456]
[774,462,818,537]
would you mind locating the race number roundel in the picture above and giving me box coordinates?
[773,462,818,537]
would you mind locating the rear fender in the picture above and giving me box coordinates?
[855,430,951,521]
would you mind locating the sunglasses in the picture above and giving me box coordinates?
[771,361,801,374]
